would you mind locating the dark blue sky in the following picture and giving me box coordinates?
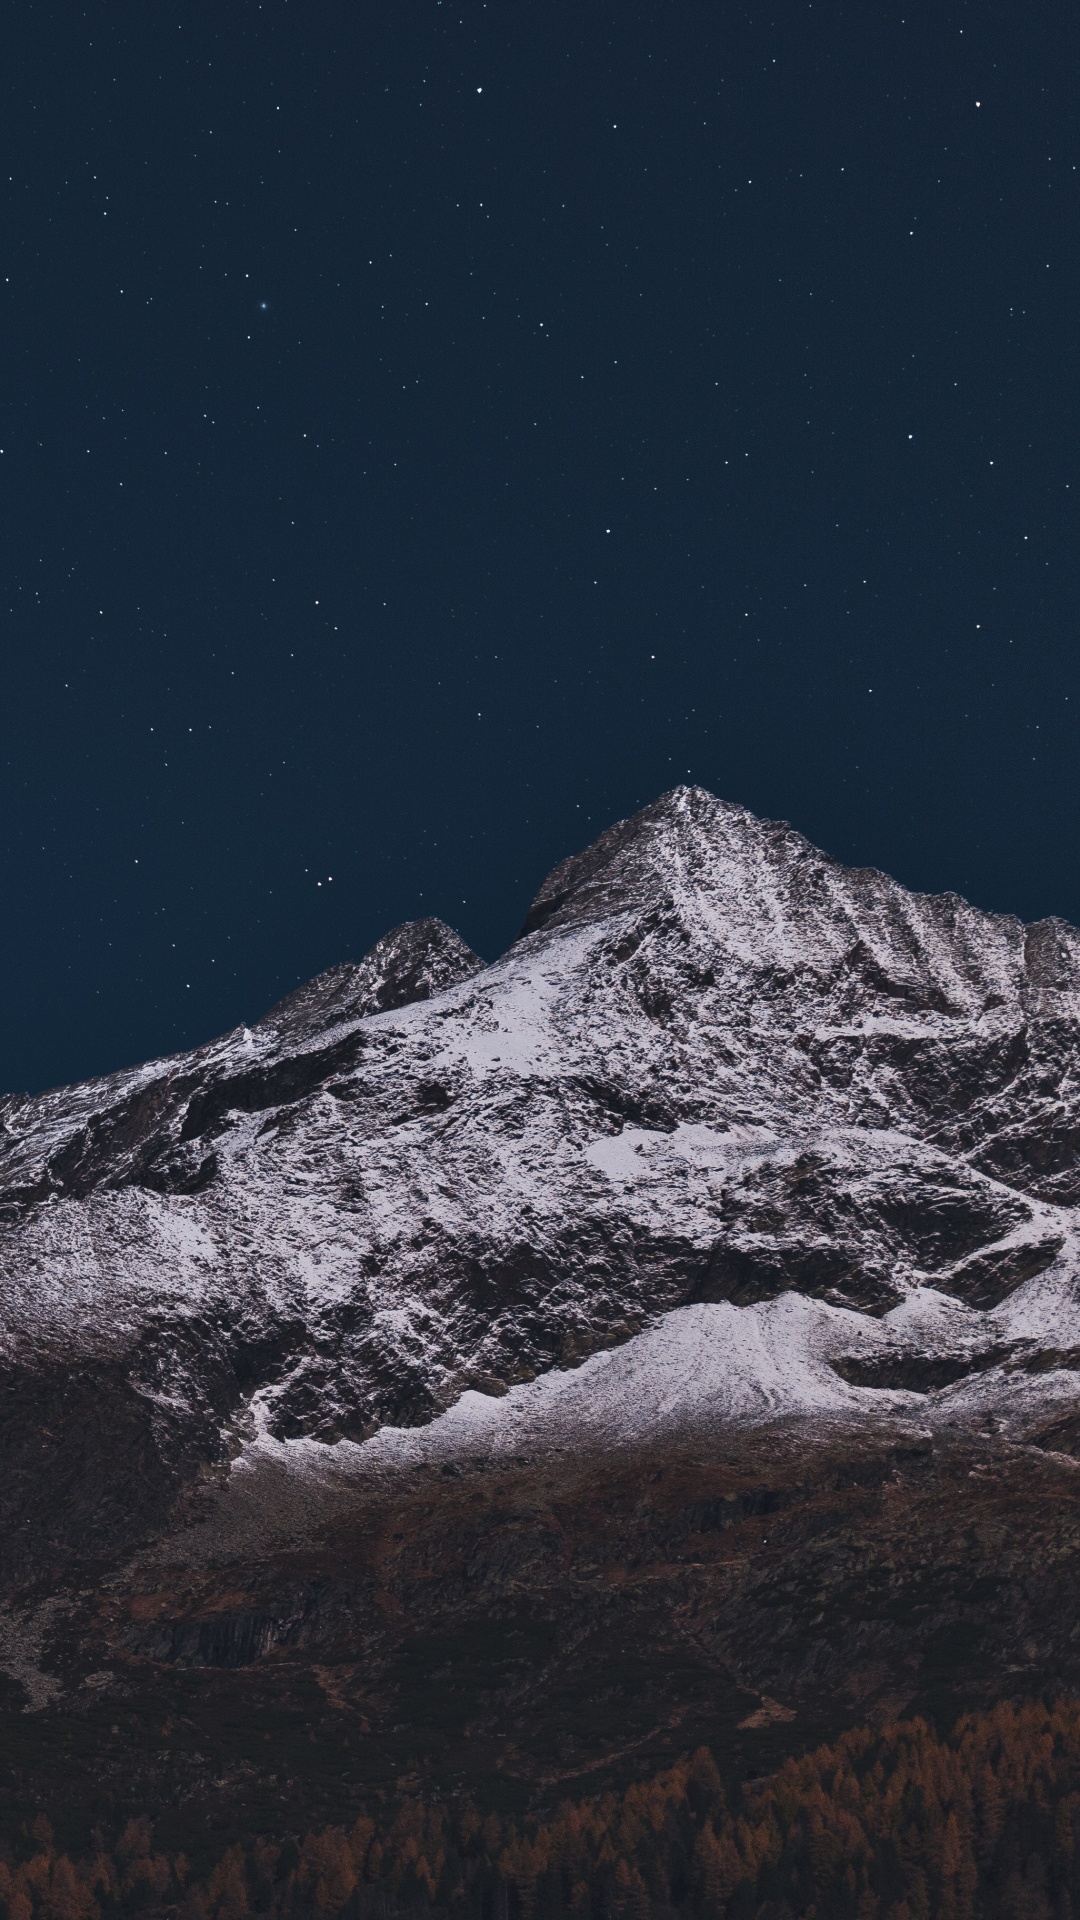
[2,0,1077,1093]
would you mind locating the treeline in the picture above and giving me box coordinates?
[4,1697,1080,1918]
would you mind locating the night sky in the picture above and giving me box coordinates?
[2,2,1077,1094]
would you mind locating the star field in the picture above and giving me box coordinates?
[1,0,1077,1091]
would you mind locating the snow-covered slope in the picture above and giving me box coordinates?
[3,786,1080,1582]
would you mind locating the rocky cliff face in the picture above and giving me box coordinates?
[3,787,1080,1820]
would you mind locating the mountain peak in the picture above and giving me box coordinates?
[519,786,1079,1028]
[520,785,760,936]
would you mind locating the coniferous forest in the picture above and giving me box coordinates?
[3,1698,1080,1920]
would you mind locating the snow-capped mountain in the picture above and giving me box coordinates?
[3,785,1080,1597]
[6,784,1080,1822]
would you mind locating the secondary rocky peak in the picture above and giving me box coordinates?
[258,916,484,1041]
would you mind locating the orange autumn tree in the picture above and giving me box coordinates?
[5,1699,1080,1917]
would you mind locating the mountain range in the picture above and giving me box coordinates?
[3,785,1080,1837]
